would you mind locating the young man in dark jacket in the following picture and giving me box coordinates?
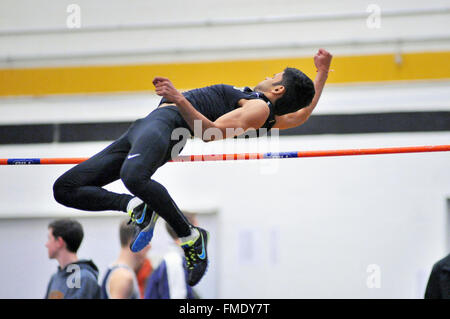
[425,253,450,299]
[45,218,100,299]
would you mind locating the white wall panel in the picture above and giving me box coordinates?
[0,0,449,66]
[0,131,449,298]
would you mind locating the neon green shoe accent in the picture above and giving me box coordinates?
[150,211,159,224]
[127,209,136,222]
[180,232,200,248]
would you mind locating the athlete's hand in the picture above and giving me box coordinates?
[314,48,333,73]
[153,77,184,103]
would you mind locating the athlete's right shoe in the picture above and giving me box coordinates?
[128,202,159,253]
[181,227,210,286]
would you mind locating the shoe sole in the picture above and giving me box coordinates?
[130,211,159,252]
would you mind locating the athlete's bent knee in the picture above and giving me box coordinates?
[53,177,71,206]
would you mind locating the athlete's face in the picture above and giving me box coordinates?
[254,71,284,93]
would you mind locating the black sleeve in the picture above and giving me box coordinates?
[424,263,442,299]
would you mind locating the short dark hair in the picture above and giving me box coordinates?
[119,219,136,247]
[165,212,197,240]
[273,67,315,116]
[48,219,84,253]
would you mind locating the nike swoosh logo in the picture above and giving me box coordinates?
[136,204,146,224]
[127,154,141,159]
[197,233,206,260]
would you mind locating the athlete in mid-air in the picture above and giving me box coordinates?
[53,49,333,286]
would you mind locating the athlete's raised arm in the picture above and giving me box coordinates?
[272,49,333,130]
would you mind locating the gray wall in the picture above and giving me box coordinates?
[1,129,449,298]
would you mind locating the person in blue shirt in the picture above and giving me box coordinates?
[45,218,100,299]
[145,212,198,299]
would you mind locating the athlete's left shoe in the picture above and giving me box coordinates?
[128,202,159,252]
[181,227,210,286]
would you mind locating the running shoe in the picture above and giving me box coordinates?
[128,202,159,252]
[181,227,210,286]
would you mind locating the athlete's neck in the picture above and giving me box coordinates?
[255,89,277,105]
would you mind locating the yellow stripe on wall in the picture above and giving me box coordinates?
[1,51,449,96]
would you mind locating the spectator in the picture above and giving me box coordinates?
[101,219,151,299]
[144,212,199,299]
[424,253,450,299]
[136,257,153,298]
[45,218,100,299]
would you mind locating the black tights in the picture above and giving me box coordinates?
[53,106,192,237]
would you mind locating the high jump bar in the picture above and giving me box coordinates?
[1,145,449,165]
